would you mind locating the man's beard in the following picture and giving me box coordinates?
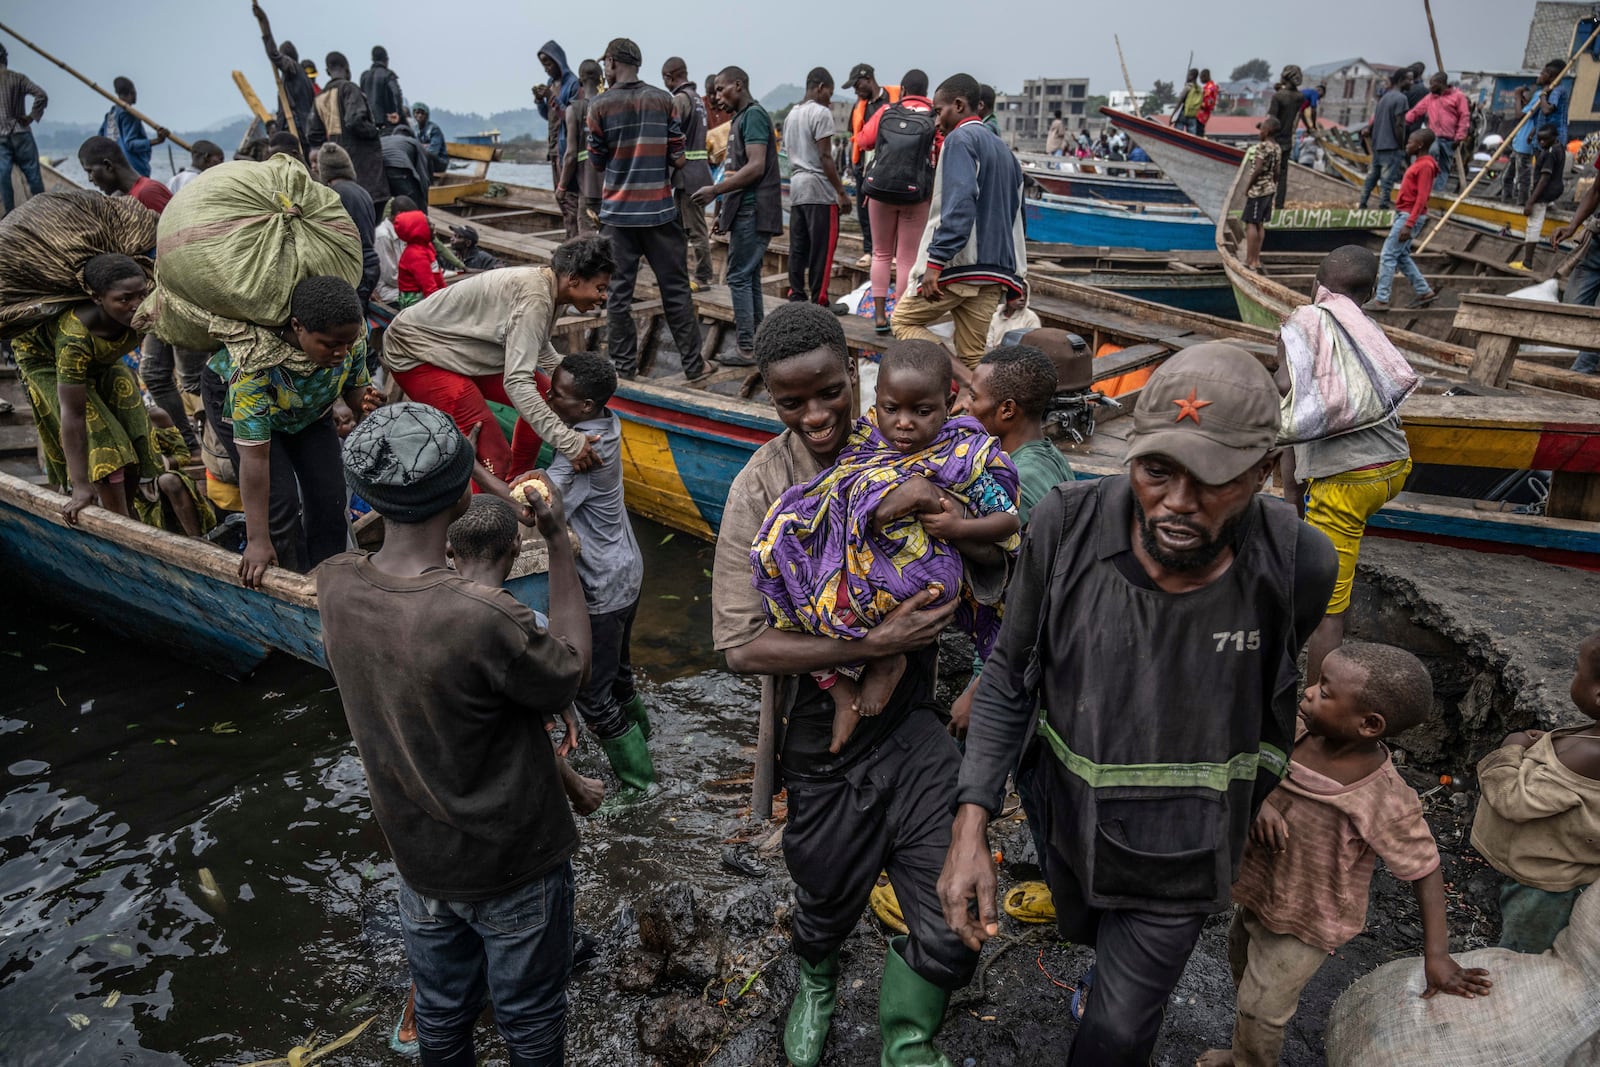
[1133,495,1245,573]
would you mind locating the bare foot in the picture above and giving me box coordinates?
[399,984,418,1044]
[829,678,863,754]
[559,758,606,815]
[856,654,908,718]
[1195,1049,1235,1067]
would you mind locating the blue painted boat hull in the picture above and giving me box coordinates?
[1032,171,1190,205]
[1023,198,1215,251]
[0,474,551,676]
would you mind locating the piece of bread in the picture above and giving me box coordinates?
[510,479,554,507]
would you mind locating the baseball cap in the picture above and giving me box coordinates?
[449,224,480,243]
[847,63,875,85]
[1123,343,1280,486]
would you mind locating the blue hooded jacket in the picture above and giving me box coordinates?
[537,41,580,160]
[102,105,152,177]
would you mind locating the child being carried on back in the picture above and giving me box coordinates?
[1198,642,1490,1067]
[752,339,1020,753]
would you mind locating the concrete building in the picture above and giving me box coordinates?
[993,76,1092,151]
[1521,3,1599,136]
[1303,58,1401,130]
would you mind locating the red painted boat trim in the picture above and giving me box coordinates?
[608,395,774,447]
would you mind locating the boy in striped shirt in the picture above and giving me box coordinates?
[1198,642,1490,1067]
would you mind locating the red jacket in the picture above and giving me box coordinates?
[1395,154,1439,219]
[395,211,443,298]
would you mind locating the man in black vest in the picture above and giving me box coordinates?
[940,344,1337,1066]
[662,57,715,290]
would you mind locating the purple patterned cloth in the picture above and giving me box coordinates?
[750,414,1020,662]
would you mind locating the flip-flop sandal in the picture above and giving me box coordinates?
[1003,881,1057,924]
[389,1014,419,1056]
[1070,963,1095,1022]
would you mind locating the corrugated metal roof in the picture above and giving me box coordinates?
[1524,2,1588,68]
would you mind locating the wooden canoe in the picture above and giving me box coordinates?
[1322,152,1570,241]
[0,468,551,676]
[418,201,1600,566]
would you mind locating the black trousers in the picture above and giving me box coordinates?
[201,367,347,574]
[1273,139,1292,208]
[140,335,208,450]
[782,706,978,990]
[602,221,704,379]
[787,203,839,305]
[574,598,638,740]
[1033,756,1209,1067]
[855,181,873,256]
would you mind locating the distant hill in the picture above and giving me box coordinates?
[29,105,546,160]
[761,84,803,112]
[431,107,546,143]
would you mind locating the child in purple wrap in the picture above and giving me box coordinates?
[752,340,1021,753]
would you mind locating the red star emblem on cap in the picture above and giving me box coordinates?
[1172,388,1212,425]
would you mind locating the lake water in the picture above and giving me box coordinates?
[0,514,763,1066]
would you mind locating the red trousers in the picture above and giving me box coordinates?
[390,364,546,485]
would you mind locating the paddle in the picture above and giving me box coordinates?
[1416,18,1600,254]
[0,20,193,150]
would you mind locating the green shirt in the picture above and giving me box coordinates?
[735,104,774,208]
[209,336,370,444]
[1009,439,1075,525]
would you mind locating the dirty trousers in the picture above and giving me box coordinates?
[1224,906,1330,1066]
[781,706,979,990]
[890,281,1002,369]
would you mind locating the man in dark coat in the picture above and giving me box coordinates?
[309,51,390,202]
[381,126,432,213]
[361,46,405,134]
[251,3,314,151]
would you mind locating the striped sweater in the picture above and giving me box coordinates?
[586,79,684,228]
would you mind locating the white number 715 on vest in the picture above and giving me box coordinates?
[1213,630,1261,652]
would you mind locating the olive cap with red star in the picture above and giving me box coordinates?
[1124,342,1280,486]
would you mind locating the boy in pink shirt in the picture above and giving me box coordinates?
[1197,642,1491,1067]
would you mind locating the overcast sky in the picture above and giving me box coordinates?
[1,0,1545,129]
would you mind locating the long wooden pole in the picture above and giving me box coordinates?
[1416,18,1600,253]
[1115,34,1136,99]
[0,20,192,150]
[1422,0,1469,189]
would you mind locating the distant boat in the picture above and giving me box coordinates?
[456,130,501,146]
[1023,194,1215,251]
[1017,152,1190,205]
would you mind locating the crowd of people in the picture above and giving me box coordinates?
[8,28,1600,1067]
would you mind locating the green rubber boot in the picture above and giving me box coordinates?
[879,936,952,1067]
[621,692,652,740]
[783,948,840,1067]
[597,722,655,812]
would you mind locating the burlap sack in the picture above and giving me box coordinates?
[1326,887,1600,1066]
[135,154,361,348]
[0,190,156,338]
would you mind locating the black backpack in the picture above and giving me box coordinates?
[863,105,936,204]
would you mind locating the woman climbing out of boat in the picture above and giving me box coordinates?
[855,69,936,335]
[200,274,372,587]
[381,234,613,489]
[13,252,161,526]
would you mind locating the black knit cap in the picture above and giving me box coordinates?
[605,38,642,66]
[342,402,474,523]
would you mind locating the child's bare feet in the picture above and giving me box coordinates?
[1195,1050,1235,1067]
[829,679,863,753]
[856,654,908,718]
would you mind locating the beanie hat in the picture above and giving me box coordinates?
[342,402,473,522]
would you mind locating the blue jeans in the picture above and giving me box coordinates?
[0,130,45,213]
[398,862,575,1067]
[1359,149,1405,208]
[1566,250,1600,373]
[725,200,771,352]
[1376,211,1432,303]
[1431,138,1457,190]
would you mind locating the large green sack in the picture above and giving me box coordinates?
[135,155,362,349]
[0,190,156,338]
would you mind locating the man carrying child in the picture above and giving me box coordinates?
[712,303,994,1066]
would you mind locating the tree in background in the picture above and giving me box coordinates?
[1230,59,1272,82]
[1143,80,1175,116]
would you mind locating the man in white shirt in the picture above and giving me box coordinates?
[166,140,224,194]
